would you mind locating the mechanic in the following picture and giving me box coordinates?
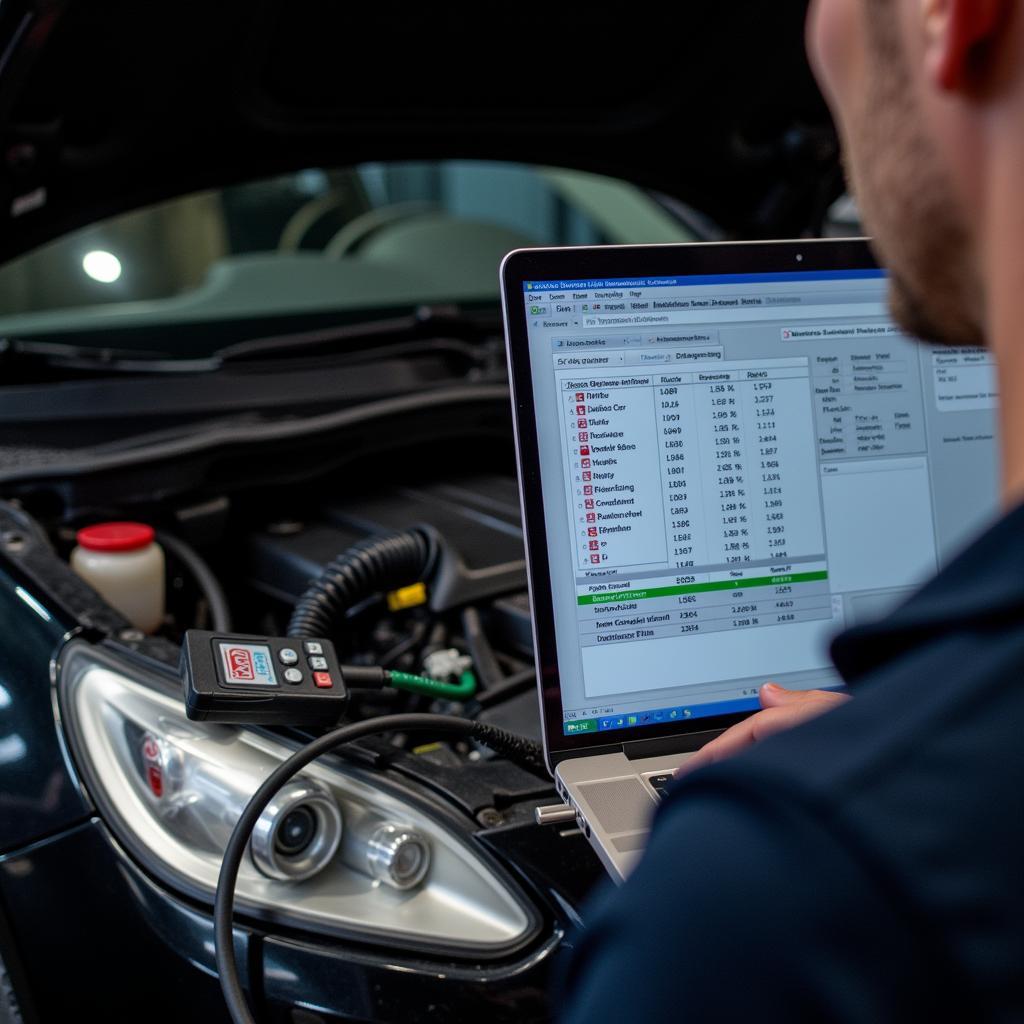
[558,1,1024,1020]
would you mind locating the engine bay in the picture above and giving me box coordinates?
[0,345,613,1003]
[1,425,566,813]
[203,467,538,741]
[240,470,536,732]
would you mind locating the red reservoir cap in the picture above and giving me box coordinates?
[76,521,155,553]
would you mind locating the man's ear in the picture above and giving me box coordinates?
[922,0,1011,92]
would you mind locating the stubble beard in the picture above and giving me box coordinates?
[846,4,984,350]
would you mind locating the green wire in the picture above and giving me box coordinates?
[387,669,478,701]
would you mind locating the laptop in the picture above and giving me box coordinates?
[500,238,1000,882]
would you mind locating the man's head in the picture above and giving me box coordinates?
[807,0,1017,348]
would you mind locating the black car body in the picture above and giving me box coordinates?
[0,3,838,1021]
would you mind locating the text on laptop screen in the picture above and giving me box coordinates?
[522,269,999,736]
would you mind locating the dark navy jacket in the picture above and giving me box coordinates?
[559,504,1024,1022]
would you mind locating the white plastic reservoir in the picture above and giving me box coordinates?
[71,522,166,633]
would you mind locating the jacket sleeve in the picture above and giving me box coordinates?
[556,784,936,1024]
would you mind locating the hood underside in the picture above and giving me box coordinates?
[0,1,838,263]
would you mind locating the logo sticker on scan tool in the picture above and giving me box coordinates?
[219,642,278,686]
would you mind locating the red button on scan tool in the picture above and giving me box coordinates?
[313,671,333,689]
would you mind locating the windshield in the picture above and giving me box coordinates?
[0,161,696,344]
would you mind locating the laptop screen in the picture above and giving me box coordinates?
[516,256,999,741]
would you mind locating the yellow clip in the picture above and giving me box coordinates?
[386,582,428,612]
[412,741,443,755]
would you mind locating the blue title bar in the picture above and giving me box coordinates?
[525,269,886,292]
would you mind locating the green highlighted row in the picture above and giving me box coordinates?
[577,570,828,606]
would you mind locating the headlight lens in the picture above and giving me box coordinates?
[249,780,343,882]
[342,819,432,891]
[58,642,538,957]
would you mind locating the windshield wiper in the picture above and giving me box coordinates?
[214,304,498,365]
[0,337,219,376]
[0,305,501,381]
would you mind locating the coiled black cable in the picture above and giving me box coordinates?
[287,527,438,639]
[214,713,546,1024]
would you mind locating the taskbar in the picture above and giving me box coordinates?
[562,693,760,736]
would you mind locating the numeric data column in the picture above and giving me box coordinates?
[692,371,753,564]
[738,367,825,560]
[655,373,710,568]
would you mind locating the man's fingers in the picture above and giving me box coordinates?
[677,706,813,775]
[759,682,850,710]
[678,716,762,774]
[678,707,804,774]
[759,681,809,707]
[676,687,851,776]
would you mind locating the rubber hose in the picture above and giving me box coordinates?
[156,530,232,633]
[459,606,503,689]
[287,527,437,639]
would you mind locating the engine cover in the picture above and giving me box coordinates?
[246,473,528,614]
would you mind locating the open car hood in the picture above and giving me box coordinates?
[0,0,838,264]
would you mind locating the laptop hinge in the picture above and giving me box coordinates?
[623,728,725,761]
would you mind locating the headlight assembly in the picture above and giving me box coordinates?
[57,642,539,958]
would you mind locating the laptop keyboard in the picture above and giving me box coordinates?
[646,772,676,800]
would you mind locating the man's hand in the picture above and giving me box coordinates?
[677,683,850,775]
